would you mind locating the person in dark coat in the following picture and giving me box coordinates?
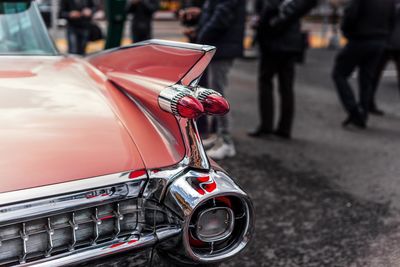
[180,0,246,160]
[369,0,400,116]
[127,0,159,43]
[60,0,95,55]
[249,0,317,139]
[332,0,395,128]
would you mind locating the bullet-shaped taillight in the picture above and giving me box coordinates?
[176,96,204,119]
[159,87,204,119]
[196,88,230,116]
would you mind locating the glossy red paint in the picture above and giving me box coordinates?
[88,44,214,168]
[181,49,215,86]
[0,43,213,193]
[88,45,205,84]
[0,57,145,193]
[0,71,36,78]
[100,80,186,169]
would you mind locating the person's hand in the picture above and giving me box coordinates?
[82,8,92,17]
[183,27,197,40]
[69,10,81,19]
[181,7,201,21]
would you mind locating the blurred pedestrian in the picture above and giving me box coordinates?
[127,0,160,43]
[180,0,246,160]
[332,0,395,129]
[60,0,95,55]
[370,0,400,116]
[249,0,317,139]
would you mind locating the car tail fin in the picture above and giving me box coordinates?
[88,39,215,86]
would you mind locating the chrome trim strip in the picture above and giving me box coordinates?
[0,180,146,225]
[19,228,181,267]
[133,39,216,52]
[0,171,146,207]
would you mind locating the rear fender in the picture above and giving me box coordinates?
[87,40,216,170]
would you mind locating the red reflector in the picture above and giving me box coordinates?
[202,94,230,116]
[195,176,217,195]
[177,96,204,119]
[129,169,147,179]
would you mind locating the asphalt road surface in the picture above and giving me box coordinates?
[216,50,400,267]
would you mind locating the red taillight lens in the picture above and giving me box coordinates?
[201,94,230,116]
[177,96,204,119]
[129,169,147,179]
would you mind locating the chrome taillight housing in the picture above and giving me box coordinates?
[196,88,230,116]
[158,87,204,119]
[158,85,230,119]
[163,170,254,264]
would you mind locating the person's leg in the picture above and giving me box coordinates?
[332,42,363,125]
[132,29,147,43]
[391,51,400,95]
[206,59,236,160]
[359,41,386,122]
[67,27,78,54]
[369,50,390,115]
[81,28,90,55]
[276,55,296,138]
[250,52,277,135]
[76,28,89,55]
[208,59,234,144]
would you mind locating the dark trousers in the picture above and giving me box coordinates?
[132,30,151,43]
[67,26,89,55]
[370,50,400,109]
[332,40,386,121]
[258,52,296,136]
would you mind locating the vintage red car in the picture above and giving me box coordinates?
[0,1,253,266]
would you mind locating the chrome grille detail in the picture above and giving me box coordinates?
[0,198,139,266]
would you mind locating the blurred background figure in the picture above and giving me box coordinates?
[249,0,317,140]
[328,0,341,49]
[332,0,394,129]
[370,0,400,116]
[127,0,160,42]
[59,0,95,55]
[180,0,246,160]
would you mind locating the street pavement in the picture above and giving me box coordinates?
[217,50,400,266]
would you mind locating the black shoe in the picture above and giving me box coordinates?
[248,128,271,138]
[369,107,385,116]
[342,116,366,129]
[273,131,291,140]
